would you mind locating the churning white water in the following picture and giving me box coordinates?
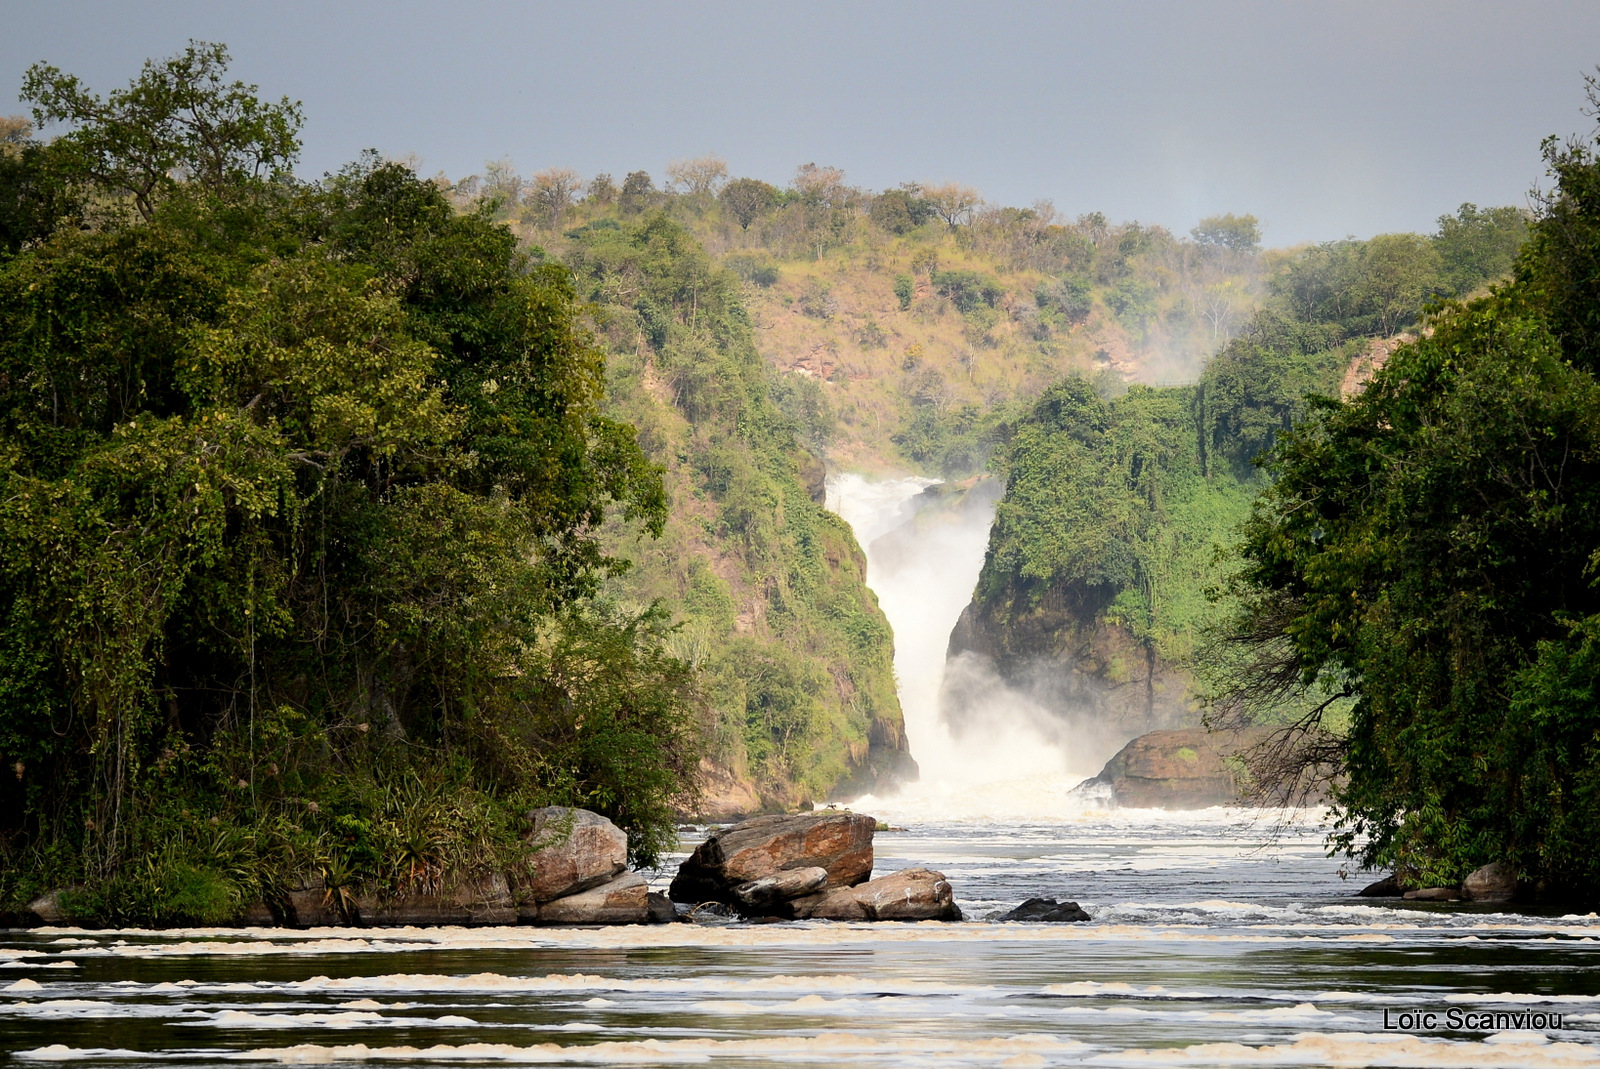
[826,473,1103,819]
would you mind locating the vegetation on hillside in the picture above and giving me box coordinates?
[560,214,910,806]
[0,45,698,923]
[959,199,1527,736]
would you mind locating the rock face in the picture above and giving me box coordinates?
[790,868,961,921]
[690,760,764,821]
[1087,728,1274,809]
[1463,862,1517,903]
[519,807,628,903]
[536,871,650,925]
[356,873,516,927]
[669,811,875,905]
[996,898,1091,922]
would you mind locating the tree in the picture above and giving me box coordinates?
[1222,106,1600,895]
[665,154,728,196]
[21,41,301,220]
[480,157,523,211]
[527,166,581,228]
[1434,202,1529,295]
[619,170,655,215]
[720,176,777,230]
[0,47,696,916]
[791,163,846,206]
[586,172,617,205]
[0,116,30,158]
[923,181,981,229]
[1191,213,1261,253]
[870,186,934,234]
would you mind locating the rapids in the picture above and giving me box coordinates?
[3,472,1599,1066]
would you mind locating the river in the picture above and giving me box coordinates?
[3,475,1599,1067]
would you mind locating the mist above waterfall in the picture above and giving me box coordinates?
[827,473,1114,819]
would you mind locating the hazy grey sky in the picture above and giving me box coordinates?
[5,1,1598,245]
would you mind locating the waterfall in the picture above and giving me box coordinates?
[827,473,1106,819]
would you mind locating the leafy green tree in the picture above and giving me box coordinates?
[0,47,694,915]
[720,176,778,230]
[21,41,301,220]
[1191,213,1261,252]
[1433,202,1530,295]
[893,273,913,310]
[933,269,1002,313]
[1225,110,1600,894]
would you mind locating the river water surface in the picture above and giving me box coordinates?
[4,476,1600,1067]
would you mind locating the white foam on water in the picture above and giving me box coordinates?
[16,1033,1095,1065]
[1102,1031,1600,1067]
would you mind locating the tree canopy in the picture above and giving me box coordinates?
[0,44,694,922]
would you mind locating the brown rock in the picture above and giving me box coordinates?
[791,867,960,921]
[668,811,875,904]
[1090,728,1275,809]
[26,891,69,926]
[235,899,279,926]
[732,866,829,911]
[357,873,516,927]
[1463,862,1517,904]
[1403,886,1461,902]
[1355,875,1403,898]
[538,871,649,926]
[283,878,346,927]
[518,807,627,904]
[646,891,681,924]
[689,760,763,822]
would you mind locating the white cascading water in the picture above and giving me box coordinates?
[827,473,1110,820]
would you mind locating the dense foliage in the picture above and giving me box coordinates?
[1230,115,1600,895]
[967,196,1526,744]
[0,46,697,922]
[561,214,909,804]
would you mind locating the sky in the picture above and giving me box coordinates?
[4,0,1598,246]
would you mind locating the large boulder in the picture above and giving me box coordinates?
[518,807,628,904]
[1463,862,1517,903]
[669,811,875,905]
[1086,728,1275,809]
[536,871,649,925]
[790,867,960,921]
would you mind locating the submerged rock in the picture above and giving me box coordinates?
[1403,886,1461,902]
[669,811,875,905]
[646,891,681,924]
[995,897,1091,922]
[790,867,961,921]
[1462,862,1517,903]
[1355,874,1403,897]
[537,871,649,925]
[518,807,628,904]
